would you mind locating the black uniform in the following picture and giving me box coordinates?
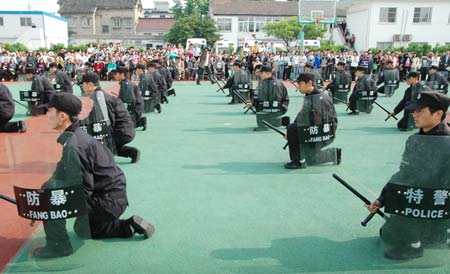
[222,69,251,103]
[0,84,25,132]
[157,66,172,102]
[376,122,450,250]
[45,121,132,243]
[138,72,159,113]
[53,70,73,93]
[104,90,139,162]
[28,74,55,115]
[286,89,339,166]
[152,70,166,109]
[118,78,146,130]
[348,74,376,113]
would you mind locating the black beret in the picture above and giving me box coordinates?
[406,91,450,112]
[81,72,99,85]
[232,61,241,67]
[136,64,146,70]
[356,66,367,72]
[47,92,82,117]
[25,67,35,74]
[296,72,315,83]
[406,71,420,79]
[112,66,128,74]
[259,65,272,73]
[337,61,346,66]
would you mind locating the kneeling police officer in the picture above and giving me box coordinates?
[34,92,154,258]
[284,73,341,169]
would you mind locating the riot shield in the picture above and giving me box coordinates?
[384,80,399,97]
[120,81,138,126]
[296,93,338,166]
[380,135,450,262]
[79,91,117,155]
[255,79,283,130]
[334,83,350,103]
[233,83,251,104]
[0,132,92,272]
[425,81,448,95]
[19,90,41,116]
[357,89,377,114]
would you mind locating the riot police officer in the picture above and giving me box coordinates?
[147,62,165,113]
[153,59,174,101]
[34,92,154,258]
[304,63,324,90]
[48,62,73,93]
[426,66,449,94]
[113,67,147,131]
[284,73,341,169]
[136,64,159,113]
[222,61,251,104]
[366,91,450,260]
[249,65,289,131]
[0,83,26,133]
[377,60,400,97]
[80,72,140,163]
[24,67,55,115]
[348,66,377,114]
[388,71,432,130]
[325,61,351,102]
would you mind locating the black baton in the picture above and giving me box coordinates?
[332,97,349,106]
[13,99,29,109]
[262,120,289,150]
[234,91,256,114]
[0,194,16,205]
[373,101,398,121]
[332,173,384,226]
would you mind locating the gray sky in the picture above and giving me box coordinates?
[0,0,173,14]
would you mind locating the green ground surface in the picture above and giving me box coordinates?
[3,81,450,274]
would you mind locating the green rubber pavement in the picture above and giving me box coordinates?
[3,81,450,274]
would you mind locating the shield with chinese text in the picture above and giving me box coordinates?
[381,135,450,257]
[1,131,92,271]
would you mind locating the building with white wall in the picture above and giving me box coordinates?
[346,0,450,51]
[0,11,68,49]
[209,0,298,46]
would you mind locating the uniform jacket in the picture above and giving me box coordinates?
[0,84,14,121]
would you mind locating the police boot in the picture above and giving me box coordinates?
[139,117,148,131]
[127,215,155,239]
[384,244,423,260]
[168,88,176,96]
[33,241,73,258]
[155,104,162,113]
[284,159,307,169]
[118,146,140,163]
[18,121,27,133]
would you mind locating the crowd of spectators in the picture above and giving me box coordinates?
[1,41,449,84]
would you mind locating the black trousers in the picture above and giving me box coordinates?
[197,66,216,83]
[287,123,337,165]
[348,90,359,111]
[420,67,429,81]
[115,134,138,159]
[0,119,20,132]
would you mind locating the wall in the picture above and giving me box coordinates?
[347,0,450,51]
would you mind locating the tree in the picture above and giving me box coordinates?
[263,17,326,50]
[166,0,221,47]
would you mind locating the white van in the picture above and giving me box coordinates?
[213,40,237,54]
[186,38,207,51]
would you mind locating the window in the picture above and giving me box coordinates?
[248,18,255,32]
[255,18,265,32]
[123,18,132,28]
[376,42,393,50]
[238,17,248,32]
[20,17,32,26]
[102,25,109,34]
[0,17,3,26]
[82,17,92,27]
[112,17,121,28]
[217,18,232,32]
[379,7,397,23]
[413,7,432,23]
[67,17,76,28]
